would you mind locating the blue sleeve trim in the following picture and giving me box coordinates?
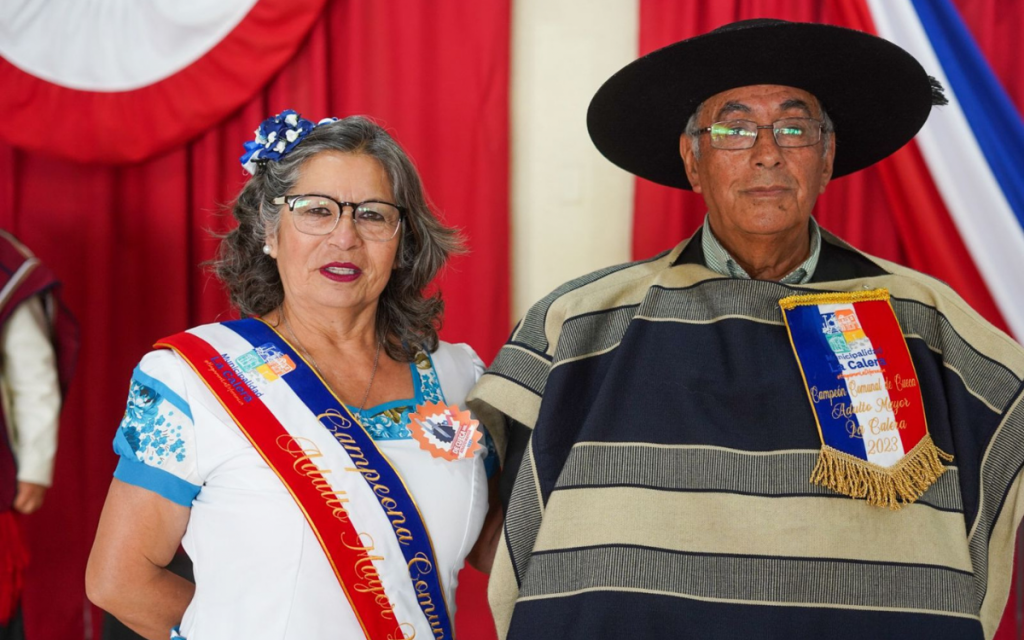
[482,427,499,478]
[112,425,136,460]
[113,452,200,507]
[133,364,193,422]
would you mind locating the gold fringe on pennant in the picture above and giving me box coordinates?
[779,288,889,311]
[809,434,954,510]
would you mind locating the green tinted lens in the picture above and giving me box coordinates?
[354,203,400,240]
[775,119,819,147]
[292,197,338,234]
[709,121,756,148]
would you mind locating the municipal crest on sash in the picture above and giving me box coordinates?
[779,288,953,509]
[235,342,296,382]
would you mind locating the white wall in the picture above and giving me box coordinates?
[510,0,639,320]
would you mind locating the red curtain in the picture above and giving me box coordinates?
[0,1,508,638]
[636,1,1024,637]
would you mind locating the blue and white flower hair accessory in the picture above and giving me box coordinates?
[239,109,339,175]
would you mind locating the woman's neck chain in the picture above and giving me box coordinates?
[280,311,382,416]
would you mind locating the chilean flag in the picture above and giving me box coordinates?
[865,0,1024,341]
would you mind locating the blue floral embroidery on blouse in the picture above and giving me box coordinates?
[360,351,444,440]
[120,379,188,465]
[360,407,414,440]
[349,350,496,476]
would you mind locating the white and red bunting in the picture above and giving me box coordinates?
[0,0,326,164]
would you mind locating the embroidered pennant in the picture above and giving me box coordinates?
[779,289,952,509]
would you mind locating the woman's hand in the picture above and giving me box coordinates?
[86,479,194,640]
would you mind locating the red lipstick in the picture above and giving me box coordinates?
[320,262,361,282]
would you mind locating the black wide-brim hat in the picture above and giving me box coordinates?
[587,19,946,190]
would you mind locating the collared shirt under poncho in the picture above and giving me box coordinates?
[467,227,1024,640]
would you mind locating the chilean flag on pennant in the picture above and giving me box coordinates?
[780,289,953,509]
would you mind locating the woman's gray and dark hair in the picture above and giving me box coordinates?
[213,115,464,362]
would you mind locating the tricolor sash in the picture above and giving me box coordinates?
[158,318,453,640]
[779,289,953,509]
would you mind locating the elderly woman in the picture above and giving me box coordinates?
[86,113,499,640]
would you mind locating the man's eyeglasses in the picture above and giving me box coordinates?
[273,195,404,242]
[695,117,826,150]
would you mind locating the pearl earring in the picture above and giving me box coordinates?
[263,244,272,255]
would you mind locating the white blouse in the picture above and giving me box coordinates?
[113,338,490,640]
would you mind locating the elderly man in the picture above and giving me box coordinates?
[469,19,1024,640]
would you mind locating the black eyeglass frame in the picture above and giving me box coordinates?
[694,117,827,150]
[272,194,406,241]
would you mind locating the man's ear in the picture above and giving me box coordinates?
[679,134,702,193]
[819,135,836,193]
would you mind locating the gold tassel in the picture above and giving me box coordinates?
[779,288,889,311]
[809,435,954,510]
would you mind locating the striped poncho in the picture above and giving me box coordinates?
[468,229,1024,640]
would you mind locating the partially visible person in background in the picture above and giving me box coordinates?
[0,230,77,640]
